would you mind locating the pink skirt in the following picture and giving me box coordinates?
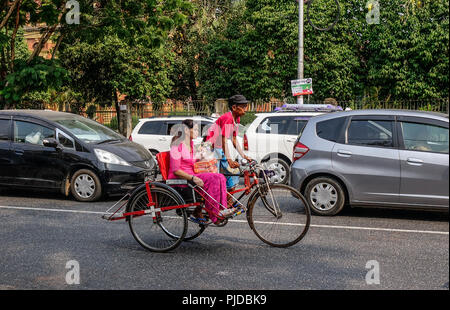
[194,172,228,223]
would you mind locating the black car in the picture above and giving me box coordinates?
[0,110,156,202]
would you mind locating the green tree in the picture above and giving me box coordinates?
[1,0,71,108]
[196,0,449,104]
[1,0,192,115]
[57,0,192,134]
[362,0,449,101]
[168,0,236,111]
[59,34,175,110]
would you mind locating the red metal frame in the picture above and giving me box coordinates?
[105,169,259,222]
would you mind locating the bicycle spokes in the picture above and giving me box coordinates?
[248,184,311,247]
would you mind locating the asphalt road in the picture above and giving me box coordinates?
[0,188,448,291]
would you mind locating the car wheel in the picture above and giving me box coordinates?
[265,158,290,184]
[70,169,102,202]
[305,176,345,215]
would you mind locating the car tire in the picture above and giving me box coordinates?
[70,169,102,202]
[265,158,290,184]
[304,176,345,216]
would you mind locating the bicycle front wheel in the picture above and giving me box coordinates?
[128,186,187,252]
[247,184,310,248]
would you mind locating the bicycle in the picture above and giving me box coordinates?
[102,154,311,252]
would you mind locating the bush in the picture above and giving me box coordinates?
[240,111,257,126]
[105,115,140,131]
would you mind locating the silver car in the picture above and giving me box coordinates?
[290,110,449,215]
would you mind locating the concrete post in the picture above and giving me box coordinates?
[119,102,132,138]
[215,98,228,115]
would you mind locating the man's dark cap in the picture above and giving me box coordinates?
[228,94,249,106]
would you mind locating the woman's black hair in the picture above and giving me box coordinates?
[171,119,194,145]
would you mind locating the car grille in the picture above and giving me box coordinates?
[131,160,155,170]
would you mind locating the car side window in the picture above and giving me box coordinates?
[257,116,293,135]
[57,130,75,149]
[138,121,165,135]
[347,119,393,147]
[0,119,10,141]
[400,122,449,154]
[14,121,55,146]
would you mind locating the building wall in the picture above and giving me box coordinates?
[23,24,55,59]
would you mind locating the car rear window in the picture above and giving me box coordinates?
[316,117,347,142]
[257,116,310,135]
[168,121,214,137]
[138,121,166,135]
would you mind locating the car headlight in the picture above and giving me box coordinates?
[94,149,130,166]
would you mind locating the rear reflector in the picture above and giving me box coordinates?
[293,142,309,162]
[243,133,248,151]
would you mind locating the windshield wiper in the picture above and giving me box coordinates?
[96,138,123,144]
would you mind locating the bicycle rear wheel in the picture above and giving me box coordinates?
[161,206,206,241]
[247,184,310,248]
[128,186,187,252]
[184,207,207,241]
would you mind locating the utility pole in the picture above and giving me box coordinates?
[297,0,304,105]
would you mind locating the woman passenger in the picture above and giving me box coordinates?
[168,119,237,225]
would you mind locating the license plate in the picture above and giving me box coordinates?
[144,172,153,182]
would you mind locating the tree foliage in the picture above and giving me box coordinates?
[196,0,449,102]
[1,0,448,112]
[1,0,192,110]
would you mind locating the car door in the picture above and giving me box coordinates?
[135,120,167,153]
[284,116,312,158]
[11,118,64,188]
[397,116,449,207]
[0,117,13,185]
[331,115,400,204]
[255,116,296,159]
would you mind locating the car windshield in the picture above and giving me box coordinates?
[54,117,124,143]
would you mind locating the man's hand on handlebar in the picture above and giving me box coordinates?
[243,155,253,163]
[227,159,240,169]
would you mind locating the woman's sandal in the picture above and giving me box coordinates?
[219,207,238,218]
[189,215,208,224]
[213,217,228,227]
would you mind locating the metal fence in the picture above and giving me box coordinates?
[81,98,449,127]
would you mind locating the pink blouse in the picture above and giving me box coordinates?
[168,141,195,179]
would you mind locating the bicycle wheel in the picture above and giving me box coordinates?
[247,183,310,248]
[161,206,206,241]
[184,207,207,241]
[128,186,187,252]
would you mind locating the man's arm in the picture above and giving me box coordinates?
[222,134,239,168]
[232,135,250,161]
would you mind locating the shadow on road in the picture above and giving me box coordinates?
[1,187,448,222]
[339,206,448,222]
[0,187,122,202]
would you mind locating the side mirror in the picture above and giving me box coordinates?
[43,138,61,149]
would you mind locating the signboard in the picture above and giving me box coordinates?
[291,78,313,96]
